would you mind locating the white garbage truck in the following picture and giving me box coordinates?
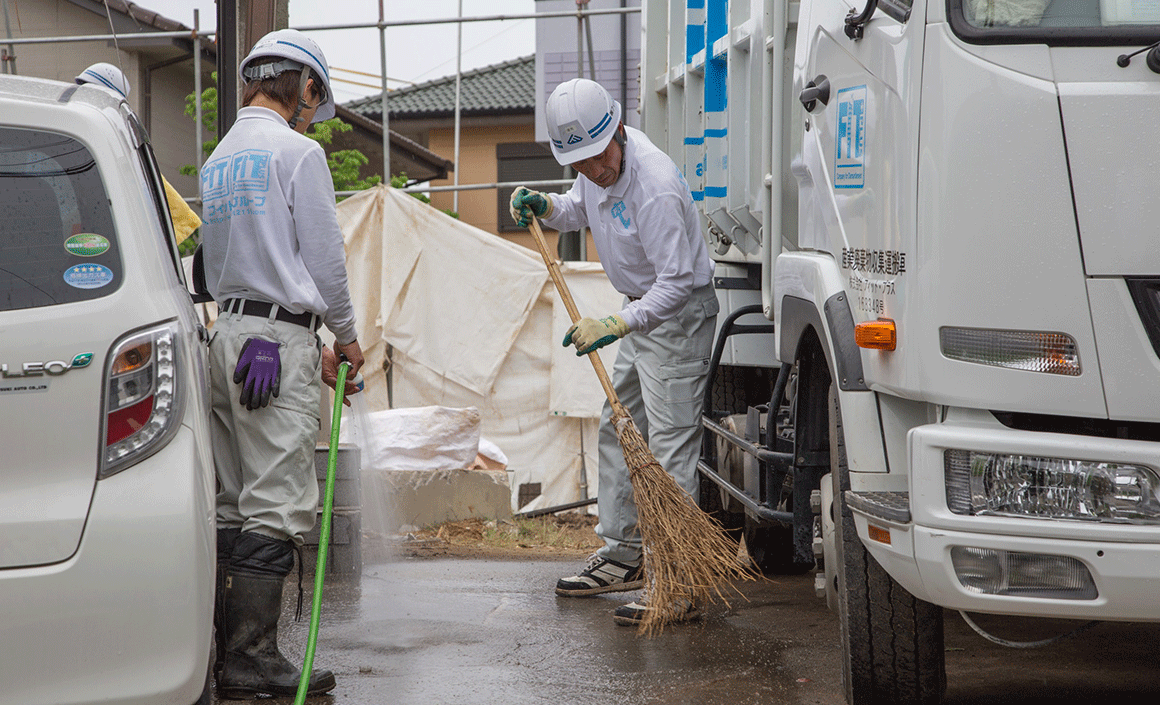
[639,0,1160,703]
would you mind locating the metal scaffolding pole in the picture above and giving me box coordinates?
[453,0,463,213]
[378,1,390,181]
[193,10,203,173]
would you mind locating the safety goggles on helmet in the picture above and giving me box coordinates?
[545,78,623,165]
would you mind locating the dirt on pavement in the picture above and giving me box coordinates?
[395,512,604,560]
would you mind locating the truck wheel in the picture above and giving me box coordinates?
[743,519,813,575]
[830,388,945,705]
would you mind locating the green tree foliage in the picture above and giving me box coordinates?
[304,118,382,193]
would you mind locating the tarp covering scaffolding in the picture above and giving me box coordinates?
[334,185,623,513]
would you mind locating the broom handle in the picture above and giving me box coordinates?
[528,216,627,417]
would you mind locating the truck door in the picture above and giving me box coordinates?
[797,0,921,325]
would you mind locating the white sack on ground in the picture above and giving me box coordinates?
[339,406,481,472]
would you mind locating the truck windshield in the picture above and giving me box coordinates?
[953,0,1160,41]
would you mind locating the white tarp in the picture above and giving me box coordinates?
[334,186,623,513]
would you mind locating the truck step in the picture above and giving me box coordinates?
[844,491,911,524]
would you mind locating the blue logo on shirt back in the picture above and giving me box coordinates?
[232,150,272,192]
[611,201,630,228]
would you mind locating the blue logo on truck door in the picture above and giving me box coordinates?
[835,85,867,189]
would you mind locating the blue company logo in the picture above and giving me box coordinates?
[231,150,272,192]
[567,133,584,145]
[611,201,631,228]
[835,85,867,189]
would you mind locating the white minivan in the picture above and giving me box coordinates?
[0,75,215,704]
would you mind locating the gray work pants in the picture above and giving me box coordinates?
[595,284,719,565]
[209,308,322,544]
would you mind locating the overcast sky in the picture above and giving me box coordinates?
[140,1,537,103]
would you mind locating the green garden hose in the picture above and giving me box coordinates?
[294,360,350,704]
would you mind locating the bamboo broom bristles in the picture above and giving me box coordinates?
[526,216,759,635]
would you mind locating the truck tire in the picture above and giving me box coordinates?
[830,388,945,705]
[744,519,812,575]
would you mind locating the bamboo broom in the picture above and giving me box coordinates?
[527,216,757,635]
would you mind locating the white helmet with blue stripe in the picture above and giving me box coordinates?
[239,29,335,124]
[75,62,130,99]
[545,78,622,165]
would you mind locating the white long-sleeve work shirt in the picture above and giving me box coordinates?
[200,107,357,344]
[541,126,714,333]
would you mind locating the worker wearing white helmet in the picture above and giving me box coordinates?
[75,61,130,98]
[76,62,206,246]
[511,78,716,626]
[200,28,361,699]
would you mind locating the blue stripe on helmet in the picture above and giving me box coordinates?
[83,70,125,97]
[587,112,612,138]
[275,39,329,80]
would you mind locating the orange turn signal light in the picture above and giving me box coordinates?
[867,524,892,545]
[855,319,897,351]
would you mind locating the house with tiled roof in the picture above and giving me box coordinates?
[345,55,571,246]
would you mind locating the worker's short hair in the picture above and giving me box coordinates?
[241,58,319,111]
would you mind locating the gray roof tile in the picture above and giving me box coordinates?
[344,55,533,120]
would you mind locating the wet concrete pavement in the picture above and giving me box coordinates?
[212,550,1160,705]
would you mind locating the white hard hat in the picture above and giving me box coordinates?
[545,78,622,165]
[239,29,335,123]
[75,62,130,99]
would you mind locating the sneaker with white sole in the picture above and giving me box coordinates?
[555,554,644,596]
[612,598,700,626]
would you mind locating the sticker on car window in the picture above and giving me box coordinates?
[63,233,111,257]
[63,264,114,289]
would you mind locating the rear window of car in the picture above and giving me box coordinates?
[0,125,122,311]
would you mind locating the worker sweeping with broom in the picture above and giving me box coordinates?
[199,29,364,698]
[511,78,727,628]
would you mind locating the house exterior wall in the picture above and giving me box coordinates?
[425,120,597,262]
[429,123,521,235]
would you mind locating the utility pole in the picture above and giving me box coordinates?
[217,0,289,140]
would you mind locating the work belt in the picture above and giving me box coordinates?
[222,298,321,331]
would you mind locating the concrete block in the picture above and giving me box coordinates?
[314,444,361,508]
[361,468,512,534]
[302,508,361,576]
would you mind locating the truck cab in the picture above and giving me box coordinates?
[641,1,1160,703]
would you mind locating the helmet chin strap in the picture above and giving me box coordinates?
[287,67,314,129]
[614,126,627,180]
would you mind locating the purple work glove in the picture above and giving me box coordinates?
[233,338,281,411]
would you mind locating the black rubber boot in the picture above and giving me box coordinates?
[216,532,336,699]
[213,528,241,683]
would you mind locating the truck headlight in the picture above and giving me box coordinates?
[945,450,1160,523]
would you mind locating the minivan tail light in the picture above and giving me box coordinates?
[101,321,184,478]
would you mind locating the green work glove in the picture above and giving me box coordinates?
[509,186,554,227]
[563,315,630,356]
